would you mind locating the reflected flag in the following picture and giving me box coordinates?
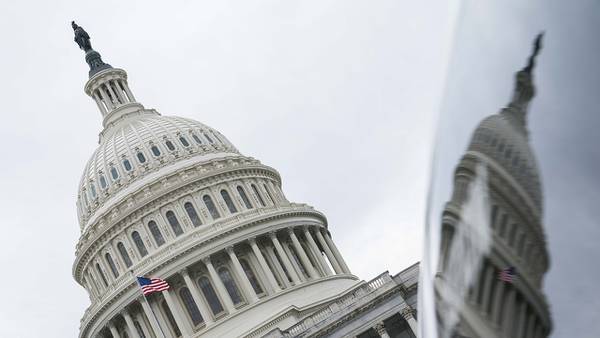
[498,266,516,283]
[137,276,170,295]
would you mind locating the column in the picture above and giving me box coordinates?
[181,268,214,325]
[121,80,136,101]
[322,230,350,274]
[503,287,517,335]
[140,296,166,338]
[373,321,391,338]
[269,232,301,284]
[227,246,259,303]
[108,323,121,338]
[303,227,332,276]
[401,306,419,336]
[288,228,318,279]
[134,312,153,338]
[163,288,193,336]
[249,238,281,292]
[93,92,107,115]
[100,85,115,109]
[480,265,494,315]
[111,80,127,103]
[314,229,343,274]
[525,312,536,338]
[123,311,141,338]
[105,83,120,105]
[515,301,527,338]
[203,257,236,313]
[283,240,306,282]
[492,280,506,325]
[149,296,171,337]
[265,245,291,288]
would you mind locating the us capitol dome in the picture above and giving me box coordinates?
[70,23,419,338]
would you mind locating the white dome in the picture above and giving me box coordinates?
[76,111,240,227]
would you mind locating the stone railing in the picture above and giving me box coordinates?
[283,272,394,338]
[79,203,325,336]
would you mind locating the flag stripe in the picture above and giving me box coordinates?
[137,277,170,296]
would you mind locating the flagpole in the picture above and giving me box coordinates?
[142,293,167,338]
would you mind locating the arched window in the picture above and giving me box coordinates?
[218,267,243,305]
[179,287,204,326]
[203,195,220,219]
[137,151,147,163]
[105,252,119,278]
[134,320,146,338]
[116,242,132,268]
[96,263,108,287]
[263,184,275,205]
[251,184,266,207]
[198,276,224,315]
[147,220,165,246]
[237,186,253,209]
[99,175,108,190]
[240,259,263,294]
[165,140,176,151]
[184,202,202,227]
[151,145,161,157]
[161,300,181,337]
[166,210,183,236]
[110,166,120,180]
[123,158,133,171]
[191,134,203,144]
[221,189,237,214]
[179,137,190,147]
[131,231,148,257]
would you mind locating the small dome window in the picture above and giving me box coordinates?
[99,175,108,190]
[89,183,97,199]
[123,158,133,171]
[137,151,147,163]
[151,145,161,157]
[110,166,120,180]
[165,140,176,151]
[204,133,214,143]
[179,136,190,147]
[192,134,203,144]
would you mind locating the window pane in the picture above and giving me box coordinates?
[198,277,224,315]
[221,189,238,213]
[151,146,161,157]
[137,151,147,163]
[204,133,214,143]
[96,263,108,287]
[251,184,266,207]
[105,253,119,278]
[240,259,263,294]
[237,186,253,209]
[218,267,243,304]
[166,210,183,236]
[263,184,276,205]
[110,167,119,180]
[192,134,203,144]
[131,231,148,257]
[117,242,133,268]
[123,158,132,171]
[203,195,220,219]
[89,183,97,199]
[179,287,204,326]
[184,202,202,227]
[148,220,165,246]
[179,137,190,147]
[161,300,181,337]
[165,140,175,151]
[99,175,108,189]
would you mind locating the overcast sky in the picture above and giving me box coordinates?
[0,1,458,337]
[0,1,595,337]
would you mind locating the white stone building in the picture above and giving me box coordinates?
[70,24,418,338]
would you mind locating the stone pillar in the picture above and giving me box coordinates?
[181,268,214,325]
[373,321,391,338]
[163,288,193,336]
[249,237,281,292]
[480,265,494,315]
[401,306,419,336]
[283,240,306,282]
[503,287,517,335]
[265,244,291,288]
[111,80,127,103]
[108,323,121,338]
[123,311,141,338]
[227,246,259,303]
[92,92,106,115]
[314,229,343,274]
[140,296,166,338]
[322,230,350,274]
[303,227,332,276]
[288,228,319,279]
[203,257,236,313]
[105,82,121,105]
[525,312,537,338]
[515,301,527,338]
[121,80,136,101]
[492,280,506,325]
[269,232,301,284]
[134,312,153,338]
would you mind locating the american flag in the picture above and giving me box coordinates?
[498,266,517,283]
[137,276,170,295]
